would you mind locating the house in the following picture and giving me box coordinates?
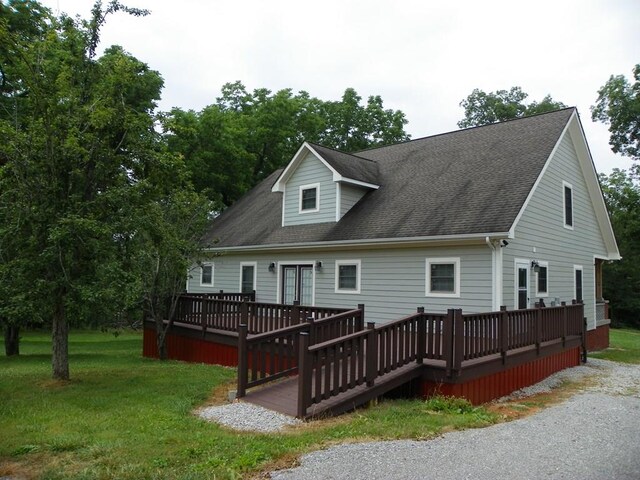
[187,108,619,350]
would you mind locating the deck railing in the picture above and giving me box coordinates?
[237,307,364,397]
[173,294,350,335]
[294,302,586,417]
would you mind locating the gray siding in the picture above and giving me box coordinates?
[340,183,368,218]
[283,152,336,226]
[503,131,609,329]
[188,245,493,324]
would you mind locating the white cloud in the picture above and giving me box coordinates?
[42,0,639,173]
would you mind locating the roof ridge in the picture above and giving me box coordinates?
[306,141,379,164]
[354,107,577,154]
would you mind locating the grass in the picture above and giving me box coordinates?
[589,327,640,364]
[1,331,498,480]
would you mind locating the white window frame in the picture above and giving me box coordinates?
[200,262,214,287]
[299,183,320,213]
[335,259,361,294]
[534,261,549,298]
[425,257,460,298]
[563,181,574,230]
[238,261,257,294]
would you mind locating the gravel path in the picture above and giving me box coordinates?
[271,359,640,480]
[198,402,301,432]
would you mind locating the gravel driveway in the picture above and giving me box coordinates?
[270,359,640,480]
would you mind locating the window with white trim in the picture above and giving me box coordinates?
[239,262,256,294]
[200,263,214,286]
[563,181,573,229]
[535,261,548,297]
[335,260,361,294]
[299,183,319,213]
[426,258,460,297]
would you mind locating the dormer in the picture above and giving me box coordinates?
[272,142,380,227]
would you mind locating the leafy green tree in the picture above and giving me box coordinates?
[458,87,567,128]
[0,1,207,374]
[599,169,640,328]
[164,82,410,207]
[592,64,640,173]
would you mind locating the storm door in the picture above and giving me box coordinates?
[281,265,313,305]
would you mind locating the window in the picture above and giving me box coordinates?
[299,183,320,213]
[335,260,361,294]
[574,265,583,303]
[239,262,256,294]
[535,262,548,297]
[200,263,214,286]
[563,181,573,229]
[426,258,460,297]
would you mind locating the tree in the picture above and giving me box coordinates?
[458,87,567,128]
[592,64,640,173]
[0,1,191,377]
[599,169,640,327]
[163,83,410,207]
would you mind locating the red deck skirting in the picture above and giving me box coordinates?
[143,327,238,367]
[586,324,609,351]
[420,346,581,405]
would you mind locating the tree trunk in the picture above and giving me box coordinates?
[52,300,69,380]
[4,324,20,356]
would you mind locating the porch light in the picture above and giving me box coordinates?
[531,260,540,273]
[315,261,322,271]
[268,262,276,273]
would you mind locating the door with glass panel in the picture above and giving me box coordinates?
[281,265,313,305]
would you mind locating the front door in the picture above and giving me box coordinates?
[281,265,313,305]
[516,262,529,309]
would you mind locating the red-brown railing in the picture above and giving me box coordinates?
[236,307,364,397]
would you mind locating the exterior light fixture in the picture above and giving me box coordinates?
[531,260,540,273]
[268,262,276,273]
[315,261,322,271]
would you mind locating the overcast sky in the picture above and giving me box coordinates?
[41,0,638,174]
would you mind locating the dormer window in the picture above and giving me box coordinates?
[299,183,320,213]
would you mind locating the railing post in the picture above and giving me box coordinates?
[561,301,567,347]
[240,301,249,332]
[297,332,311,419]
[292,302,301,326]
[453,309,464,375]
[201,297,208,337]
[237,323,248,398]
[581,316,587,363]
[416,306,426,364]
[357,304,365,332]
[444,309,455,377]
[306,316,316,346]
[366,321,377,387]
[500,306,508,365]
[535,303,542,355]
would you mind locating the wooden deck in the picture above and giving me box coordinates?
[243,360,425,418]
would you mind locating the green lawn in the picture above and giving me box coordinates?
[0,331,496,479]
[589,328,640,364]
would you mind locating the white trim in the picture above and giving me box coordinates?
[336,183,341,222]
[514,258,530,309]
[425,257,460,298]
[281,186,286,227]
[272,143,380,192]
[200,262,214,287]
[335,259,361,294]
[238,261,257,293]
[562,180,574,230]
[338,178,380,190]
[486,237,503,310]
[204,231,511,253]
[275,261,316,306]
[299,183,320,214]
[534,260,549,298]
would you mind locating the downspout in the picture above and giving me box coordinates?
[486,237,504,310]
[486,237,497,311]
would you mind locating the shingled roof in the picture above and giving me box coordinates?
[202,108,576,248]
